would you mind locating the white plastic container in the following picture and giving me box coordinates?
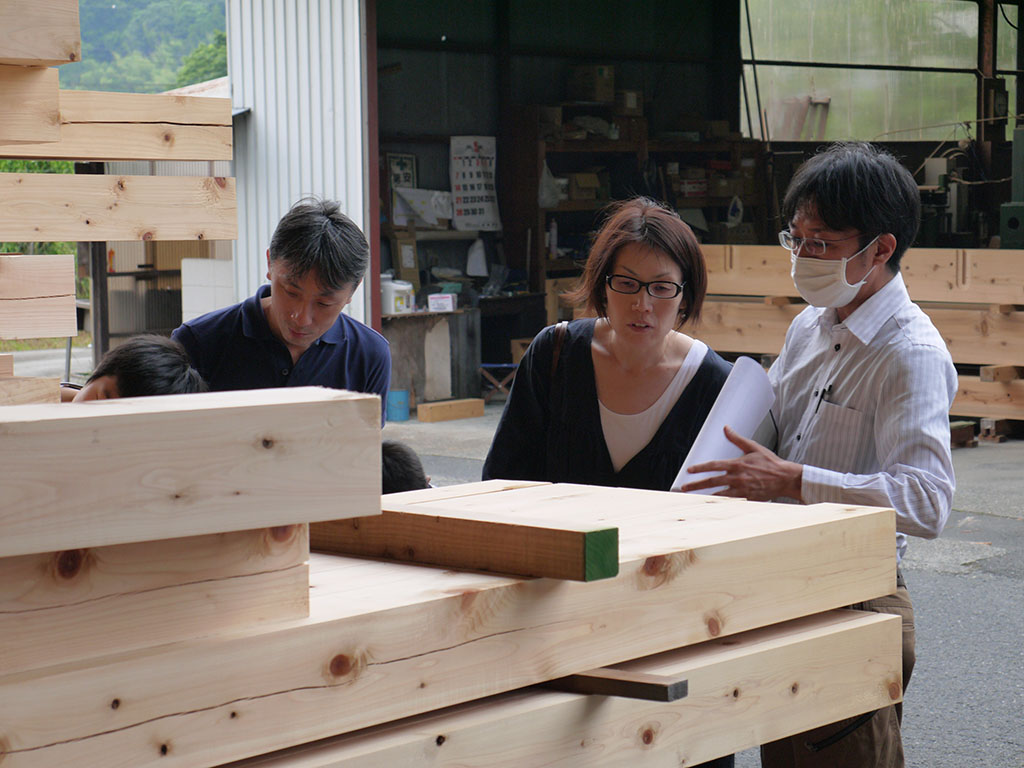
[381,276,414,314]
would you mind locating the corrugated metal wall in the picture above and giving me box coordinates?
[227,0,370,323]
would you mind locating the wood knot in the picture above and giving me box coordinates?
[269,525,295,542]
[163,132,172,143]
[68,51,78,61]
[731,687,740,699]
[142,231,154,241]
[435,735,446,746]
[888,681,901,701]
[640,726,656,745]
[159,743,169,756]
[56,549,85,579]
[116,179,126,191]
[643,555,666,576]
[262,437,275,449]
[110,698,121,710]
[706,614,722,637]
[329,654,352,677]
[790,682,799,695]
[214,177,228,188]
[197,233,205,240]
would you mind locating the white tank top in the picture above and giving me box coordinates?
[598,339,708,472]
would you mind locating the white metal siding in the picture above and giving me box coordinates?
[227,0,369,322]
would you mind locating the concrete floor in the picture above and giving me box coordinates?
[387,401,1024,768]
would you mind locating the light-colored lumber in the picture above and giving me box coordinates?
[764,295,802,306]
[0,253,75,299]
[980,365,1024,383]
[0,254,76,340]
[708,247,1024,305]
[926,305,1024,366]
[0,64,60,144]
[0,295,77,339]
[416,397,485,422]
[0,122,233,162]
[0,387,381,558]
[0,0,80,66]
[543,666,689,702]
[225,611,901,768]
[0,376,59,404]
[0,353,13,376]
[0,525,309,676]
[694,299,797,355]
[0,485,896,767]
[952,374,1024,419]
[0,173,236,242]
[58,89,232,126]
[311,501,619,581]
[383,478,549,505]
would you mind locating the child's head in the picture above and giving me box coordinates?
[382,439,430,494]
[74,335,207,401]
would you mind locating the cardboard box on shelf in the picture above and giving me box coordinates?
[679,179,709,198]
[568,172,601,200]
[614,89,643,116]
[567,65,615,103]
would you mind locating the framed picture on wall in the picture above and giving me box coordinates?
[387,152,417,191]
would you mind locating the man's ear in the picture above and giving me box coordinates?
[266,250,272,281]
[873,234,897,267]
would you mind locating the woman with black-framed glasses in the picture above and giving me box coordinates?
[484,196,732,493]
[483,197,734,767]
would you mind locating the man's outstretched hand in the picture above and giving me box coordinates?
[678,425,804,501]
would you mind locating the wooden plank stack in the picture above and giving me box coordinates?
[697,244,1024,423]
[0,460,902,766]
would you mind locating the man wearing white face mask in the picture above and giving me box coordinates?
[681,142,956,768]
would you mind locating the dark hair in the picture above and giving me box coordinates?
[782,142,920,272]
[565,197,707,326]
[88,335,207,397]
[269,197,369,291]
[382,440,429,494]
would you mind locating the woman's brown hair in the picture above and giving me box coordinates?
[564,197,707,326]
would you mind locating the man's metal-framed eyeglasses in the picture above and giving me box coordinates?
[778,230,864,258]
[605,274,684,299]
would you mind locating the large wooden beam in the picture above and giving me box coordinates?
[0,90,233,161]
[0,253,76,340]
[0,352,13,376]
[0,173,237,242]
[58,90,231,126]
[0,0,80,66]
[708,246,1024,305]
[0,486,896,767]
[0,387,381,558]
[0,376,60,404]
[311,502,619,581]
[0,525,309,676]
[0,65,60,144]
[0,253,75,299]
[223,611,901,768]
[0,122,233,162]
[953,374,1024,419]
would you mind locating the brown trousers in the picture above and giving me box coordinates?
[760,582,916,768]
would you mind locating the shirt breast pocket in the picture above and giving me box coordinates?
[805,400,872,471]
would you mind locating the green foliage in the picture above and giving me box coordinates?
[0,161,76,255]
[59,0,225,94]
[175,30,227,88]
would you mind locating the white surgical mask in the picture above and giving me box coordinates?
[790,236,880,308]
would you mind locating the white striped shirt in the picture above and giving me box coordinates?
[767,272,957,563]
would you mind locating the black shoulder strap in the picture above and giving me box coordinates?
[550,321,569,385]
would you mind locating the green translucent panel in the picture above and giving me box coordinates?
[741,65,976,141]
[741,0,978,69]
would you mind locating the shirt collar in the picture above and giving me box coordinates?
[841,272,910,344]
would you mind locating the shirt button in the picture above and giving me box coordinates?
[796,434,801,441]
[834,343,841,351]
[813,390,818,397]
[282,368,290,376]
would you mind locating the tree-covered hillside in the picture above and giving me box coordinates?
[59,0,226,93]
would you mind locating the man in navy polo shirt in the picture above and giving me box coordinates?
[172,198,390,418]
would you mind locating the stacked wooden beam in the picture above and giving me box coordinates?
[697,244,1024,422]
[0,456,901,767]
